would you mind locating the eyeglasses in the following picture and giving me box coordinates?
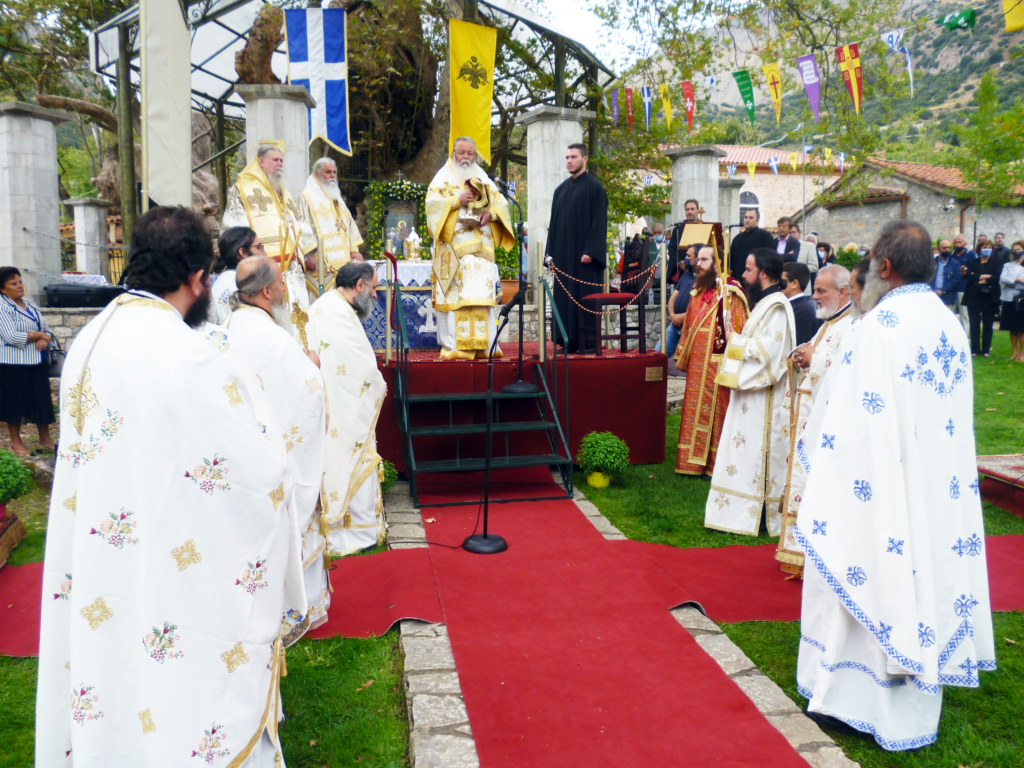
[250,242,266,254]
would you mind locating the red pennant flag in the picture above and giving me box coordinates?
[625,87,634,132]
[681,81,695,132]
[835,44,865,115]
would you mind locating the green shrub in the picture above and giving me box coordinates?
[835,248,861,269]
[380,460,398,496]
[575,431,630,475]
[0,451,31,504]
[493,244,521,280]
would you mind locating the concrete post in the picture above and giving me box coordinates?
[68,199,115,279]
[718,178,745,230]
[0,102,71,303]
[514,106,596,305]
[664,144,726,224]
[235,85,316,201]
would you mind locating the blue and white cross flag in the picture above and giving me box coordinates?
[507,181,517,196]
[285,8,352,155]
[768,156,780,176]
[641,86,653,131]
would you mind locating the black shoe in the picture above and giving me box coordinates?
[582,345,597,354]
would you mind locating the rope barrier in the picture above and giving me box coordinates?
[550,269,652,316]
[550,261,657,288]
[23,227,129,251]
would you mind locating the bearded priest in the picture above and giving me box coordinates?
[775,265,854,576]
[795,220,994,750]
[36,207,307,768]
[704,248,796,536]
[673,246,749,476]
[307,261,387,555]
[298,157,364,273]
[425,137,515,360]
[225,257,331,630]
[222,144,318,313]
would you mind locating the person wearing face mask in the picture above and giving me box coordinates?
[951,234,975,330]
[816,242,835,268]
[962,237,1002,356]
[930,238,967,314]
[999,241,1024,361]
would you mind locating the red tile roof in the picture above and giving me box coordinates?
[716,145,843,169]
[868,159,969,192]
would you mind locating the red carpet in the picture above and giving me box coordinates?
[0,561,42,657]
[424,495,808,767]
[987,535,1024,613]
[306,549,443,640]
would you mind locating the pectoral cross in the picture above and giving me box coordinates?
[696,207,705,223]
[247,189,271,212]
[291,301,310,348]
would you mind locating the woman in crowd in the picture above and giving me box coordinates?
[962,237,1002,356]
[999,241,1024,362]
[816,241,835,268]
[0,267,56,455]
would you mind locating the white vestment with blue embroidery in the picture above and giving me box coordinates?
[795,283,995,751]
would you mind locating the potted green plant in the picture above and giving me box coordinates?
[0,451,32,567]
[576,431,630,488]
[494,243,522,303]
[380,459,399,496]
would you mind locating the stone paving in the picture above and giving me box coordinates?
[382,477,858,768]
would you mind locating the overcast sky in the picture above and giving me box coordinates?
[546,0,637,75]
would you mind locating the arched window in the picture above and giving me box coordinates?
[740,190,760,220]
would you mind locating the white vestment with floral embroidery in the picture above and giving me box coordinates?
[210,269,237,325]
[794,284,994,751]
[306,290,386,555]
[704,290,796,535]
[37,293,307,768]
[226,305,330,630]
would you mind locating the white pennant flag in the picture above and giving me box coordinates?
[704,75,718,104]
[881,29,915,98]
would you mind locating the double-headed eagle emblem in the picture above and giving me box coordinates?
[457,56,489,89]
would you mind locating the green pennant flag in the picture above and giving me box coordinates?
[936,9,976,30]
[732,70,756,125]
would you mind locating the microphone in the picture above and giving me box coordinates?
[499,289,525,319]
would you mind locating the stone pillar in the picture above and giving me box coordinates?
[235,85,316,201]
[664,145,726,224]
[515,106,596,301]
[0,102,71,303]
[68,198,114,279]
[718,178,745,230]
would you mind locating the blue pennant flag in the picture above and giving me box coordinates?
[641,86,653,131]
[726,165,737,178]
[507,181,517,196]
[768,157,780,176]
[285,8,352,155]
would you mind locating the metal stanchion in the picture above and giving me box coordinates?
[603,262,610,345]
[316,236,325,296]
[537,241,546,364]
[385,259,393,365]
[660,242,667,352]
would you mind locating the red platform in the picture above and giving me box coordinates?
[375,342,668,471]
[978,454,1024,520]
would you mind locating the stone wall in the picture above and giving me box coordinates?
[41,308,103,354]
[730,170,841,229]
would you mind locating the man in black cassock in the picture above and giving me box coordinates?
[545,143,608,353]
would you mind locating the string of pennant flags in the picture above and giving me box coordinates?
[606,6,1013,134]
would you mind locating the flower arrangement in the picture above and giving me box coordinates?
[364,179,429,259]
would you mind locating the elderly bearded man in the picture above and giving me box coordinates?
[775,265,854,576]
[794,220,994,750]
[298,157,364,274]
[307,262,387,555]
[36,207,307,767]
[425,137,515,360]
[226,257,331,629]
[223,144,318,315]
[704,248,795,536]
[673,246,748,476]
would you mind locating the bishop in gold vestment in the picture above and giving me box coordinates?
[426,137,515,360]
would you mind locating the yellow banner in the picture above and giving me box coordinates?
[449,19,497,163]
[762,62,783,126]
[788,152,798,172]
[747,161,756,178]
[824,147,833,163]
[1007,0,1024,31]
[659,84,673,130]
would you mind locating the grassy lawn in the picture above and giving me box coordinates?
[575,329,1024,766]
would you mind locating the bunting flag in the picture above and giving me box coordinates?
[882,29,915,98]
[1007,0,1024,32]
[762,62,784,125]
[836,44,865,115]
[625,87,634,132]
[937,10,976,30]
[788,152,799,172]
[612,89,619,127]
[681,80,695,132]
[824,147,833,163]
[507,181,517,196]
[449,19,497,161]
[851,155,856,165]
[641,86,653,131]
[726,165,737,178]
[704,75,718,103]
[838,152,846,172]
[768,157,780,176]
[641,174,655,186]
[796,54,822,122]
[747,161,756,178]
[804,144,815,159]
[732,70,756,125]
[659,84,673,130]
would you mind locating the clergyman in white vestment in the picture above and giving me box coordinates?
[795,221,994,750]
[306,261,387,555]
[705,248,795,536]
[37,207,307,768]
[209,226,264,325]
[226,257,331,630]
[776,265,854,575]
[296,157,364,274]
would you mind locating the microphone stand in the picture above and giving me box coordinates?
[463,312,510,555]
[498,185,538,395]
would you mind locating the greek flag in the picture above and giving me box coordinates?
[641,174,655,186]
[838,152,846,172]
[726,165,737,178]
[285,8,352,155]
[881,28,914,98]
[768,156,780,176]
[641,86,653,131]
[507,181,517,196]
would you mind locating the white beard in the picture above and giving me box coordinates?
[815,298,841,320]
[319,177,343,203]
[860,259,890,314]
[270,299,294,333]
[452,159,479,186]
[266,170,284,196]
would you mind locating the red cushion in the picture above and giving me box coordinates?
[582,293,636,304]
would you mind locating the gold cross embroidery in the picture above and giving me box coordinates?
[247,189,271,212]
[291,301,310,348]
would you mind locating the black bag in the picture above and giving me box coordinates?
[1014,292,1024,315]
[45,337,66,378]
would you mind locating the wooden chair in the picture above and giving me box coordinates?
[577,253,651,355]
